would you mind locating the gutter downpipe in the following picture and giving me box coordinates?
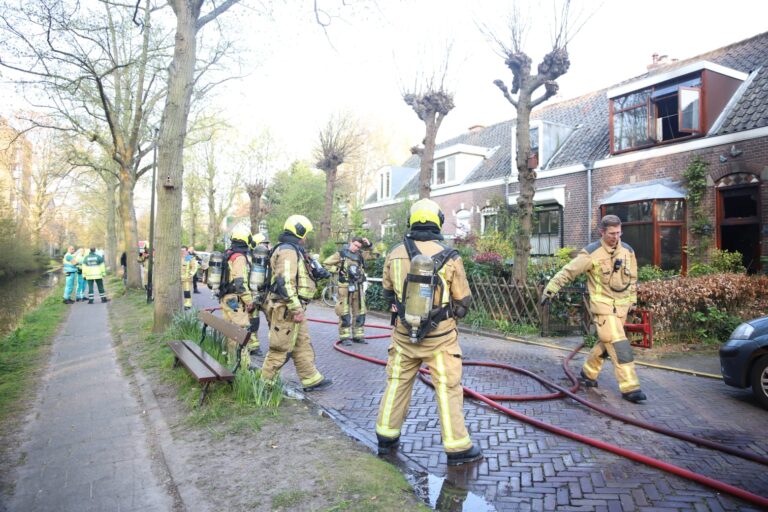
[584,161,594,243]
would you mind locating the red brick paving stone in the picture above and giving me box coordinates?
[295,305,768,511]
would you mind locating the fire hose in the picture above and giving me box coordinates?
[308,317,768,509]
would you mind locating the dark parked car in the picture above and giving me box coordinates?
[719,315,768,409]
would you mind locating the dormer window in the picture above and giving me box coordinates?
[378,168,391,200]
[433,156,456,186]
[608,61,746,154]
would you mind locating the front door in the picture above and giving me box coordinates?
[717,183,761,273]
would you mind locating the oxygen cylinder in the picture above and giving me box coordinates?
[249,245,269,293]
[403,254,435,342]
[207,252,224,292]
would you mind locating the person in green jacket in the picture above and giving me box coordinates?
[82,247,109,304]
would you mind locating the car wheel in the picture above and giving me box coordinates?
[750,354,768,410]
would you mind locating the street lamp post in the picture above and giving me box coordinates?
[146,129,158,304]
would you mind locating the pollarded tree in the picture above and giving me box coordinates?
[314,113,362,247]
[242,128,284,234]
[403,52,455,199]
[489,0,580,282]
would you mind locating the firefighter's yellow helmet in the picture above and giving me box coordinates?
[408,199,444,229]
[230,226,253,245]
[252,233,267,246]
[284,215,313,239]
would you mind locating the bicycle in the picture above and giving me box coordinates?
[322,274,339,307]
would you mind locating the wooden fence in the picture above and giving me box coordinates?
[466,276,541,326]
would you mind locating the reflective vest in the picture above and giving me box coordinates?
[62,253,78,274]
[82,252,106,280]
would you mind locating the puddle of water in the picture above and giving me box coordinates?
[410,465,496,511]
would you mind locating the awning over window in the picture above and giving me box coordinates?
[600,182,685,205]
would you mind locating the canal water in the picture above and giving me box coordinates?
[0,271,60,340]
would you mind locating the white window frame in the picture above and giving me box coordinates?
[432,156,456,187]
[378,169,391,200]
[455,209,472,237]
[480,207,498,235]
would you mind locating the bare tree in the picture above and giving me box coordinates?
[489,0,579,282]
[0,0,169,288]
[242,128,283,233]
[403,48,455,199]
[314,112,362,246]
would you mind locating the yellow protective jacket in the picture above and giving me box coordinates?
[383,238,471,344]
[268,243,315,312]
[223,252,252,306]
[181,254,198,281]
[544,239,637,316]
[323,247,371,287]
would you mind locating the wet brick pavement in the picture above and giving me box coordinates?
[195,293,768,511]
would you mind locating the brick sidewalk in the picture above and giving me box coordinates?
[192,291,768,511]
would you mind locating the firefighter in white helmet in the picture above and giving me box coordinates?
[375,198,483,466]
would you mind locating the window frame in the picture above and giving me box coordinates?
[609,74,704,154]
[530,204,563,256]
[378,169,391,200]
[601,199,687,272]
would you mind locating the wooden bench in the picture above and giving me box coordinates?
[166,309,252,405]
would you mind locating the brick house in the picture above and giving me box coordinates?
[362,32,768,273]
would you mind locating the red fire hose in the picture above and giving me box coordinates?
[309,317,768,509]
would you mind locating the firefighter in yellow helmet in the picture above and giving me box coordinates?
[323,235,373,346]
[375,199,482,466]
[181,246,199,310]
[219,227,256,358]
[541,214,646,403]
[244,233,270,367]
[261,215,333,391]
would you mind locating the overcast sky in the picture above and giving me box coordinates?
[214,0,768,163]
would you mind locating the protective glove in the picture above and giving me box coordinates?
[540,290,554,306]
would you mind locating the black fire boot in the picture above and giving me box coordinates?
[446,445,484,466]
[340,338,352,347]
[303,378,333,392]
[579,370,598,388]
[376,434,400,455]
[622,389,647,403]
[249,347,263,357]
[352,337,368,344]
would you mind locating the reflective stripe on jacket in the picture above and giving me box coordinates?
[82,252,106,280]
[545,239,637,315]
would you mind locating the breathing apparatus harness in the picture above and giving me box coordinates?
[269,234,330,304]
[395,235,458,343]
[339,246,366,293]
[216,242,249,300]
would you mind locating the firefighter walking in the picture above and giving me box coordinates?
[218,228,256,361]
[375,199,482,466]
[244,233,271,366]
[323,236,372,346]
[260,215,332,392]
[541,214,647,403]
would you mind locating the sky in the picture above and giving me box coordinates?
[214,0,768,163]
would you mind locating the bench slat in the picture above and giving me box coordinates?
[181,340,234,381]
[198,310,250,346]
[167,340,219,383]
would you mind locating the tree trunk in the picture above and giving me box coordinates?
[513,88,534,284]
[118,171,142,288]
[206,178,216,251]
[246,182,264,233]
[153,5,197,332]
[106,183,118,271]
[419,116,437,199]
[320,166,337,246]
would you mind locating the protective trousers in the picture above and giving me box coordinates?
[76,272,86,300]
[220,294,257,365]
[582,312,641,393]
[182,279,192,309]
[376,334,472,453]
[335,286,366,341]
[63,273,76,300]
[87,279,106,301]
[261,303,323,388]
